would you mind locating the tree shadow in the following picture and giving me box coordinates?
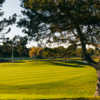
[49,60,89,68]
[0,59,10,63]
[45,98,100,100]
[67,60,89,66]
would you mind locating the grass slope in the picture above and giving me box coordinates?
[0,60,97,99]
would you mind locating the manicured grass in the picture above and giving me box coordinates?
[0,60,97,99]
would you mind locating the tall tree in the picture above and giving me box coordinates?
[19,0,100,96]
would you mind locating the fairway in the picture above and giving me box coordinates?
[0,60,97,99]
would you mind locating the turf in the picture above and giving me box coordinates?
[0,60,97,99]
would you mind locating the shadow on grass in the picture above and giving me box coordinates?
[0,59,25,63]
[67,60,89,66]
[0,59,10,63]
[11,60,24,63]
[49,60,89,68]
[45,98,100,100]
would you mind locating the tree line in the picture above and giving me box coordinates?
[29,46,100,59]
[1,40,100,59]
[0,36,28,57]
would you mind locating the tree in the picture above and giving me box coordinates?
[75,48,82,57]
[19,0,100,96]
[0,0,5,33]
[87,48,95,56]
[13,36,28,57]
[0,36,29,58]
[41,50,49,58]
[0,0,5,14]
[29,47,42,58]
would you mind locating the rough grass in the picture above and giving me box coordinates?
[0,59,97,99]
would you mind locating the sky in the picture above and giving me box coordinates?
[2,0,38,47]
[3,0,24,38]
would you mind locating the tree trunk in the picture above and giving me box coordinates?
[76,26,100,96]
[95,69,100,96]
[81,39,96,64]
[76,26,97,64]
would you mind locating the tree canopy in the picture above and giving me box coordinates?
[19,0,100,64]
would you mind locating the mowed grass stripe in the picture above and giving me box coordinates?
[0,60,97,99]
[0,62,93,85]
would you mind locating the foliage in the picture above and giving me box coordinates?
[29,47,43,58]
[31,46,95,58]
[0,36,29,57]
[19,0,100,64]
[13,36,29,57]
